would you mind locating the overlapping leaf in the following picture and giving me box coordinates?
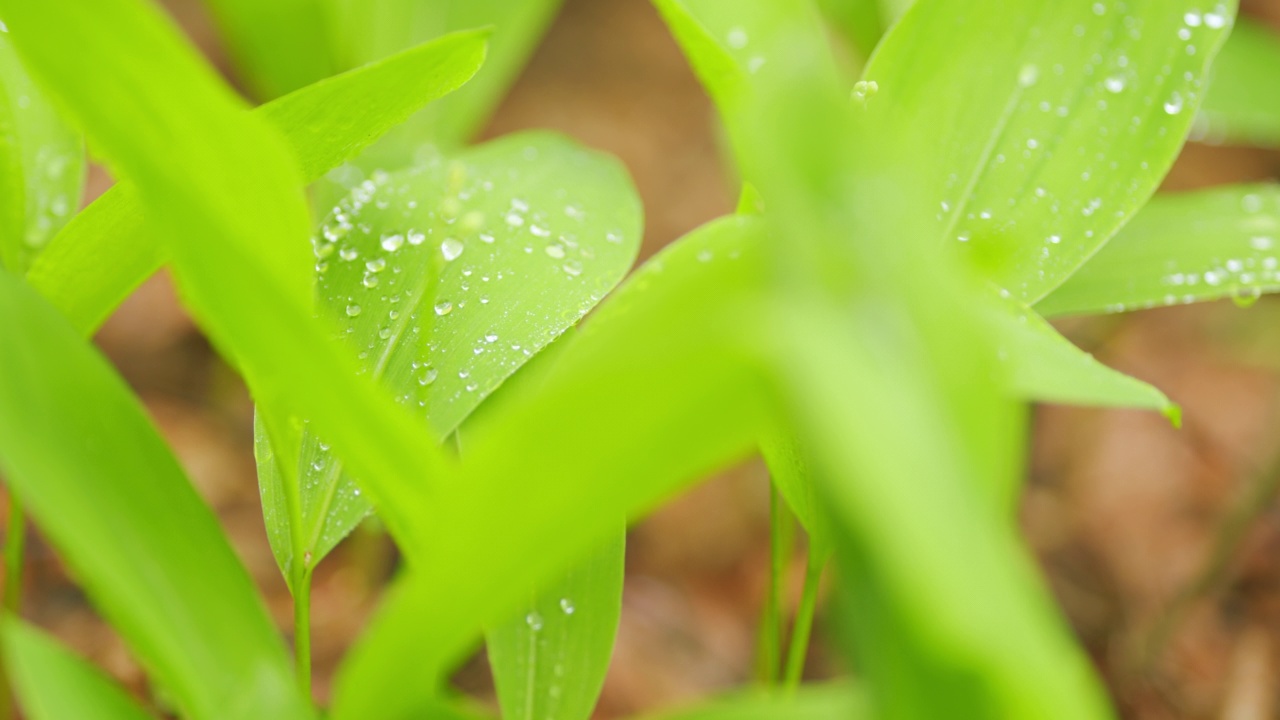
[1040,183,1280,316]
[487,534,625,720]
[201,0,335,100]
[257,131,642,580]
[332,216,770,720]
[0,272,311,720]
[24,29,487,336]
[1196,18,1280,147]
[0,31,83,273]
[3,621,153,720]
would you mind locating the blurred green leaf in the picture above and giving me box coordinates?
[3,620,153,720]
[865,0,1235,302]
[323,0,564,152]
[332,215,770,720]
[1039,183,1280,316]
[1197,18,1280,147]
[0,272,311,720]
[986,293,1178,421]
[0,32,83,273]
[2,0,452,560]
[738,20,1112,717]
[487,534,625,720]
[633,683,867,720]
[25,29,487,336]
[760,433,832,556]
[815,0,888,61]
[257,131,641,581]
[201,0,335,100]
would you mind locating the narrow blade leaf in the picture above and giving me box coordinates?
[1038,183,1280,316]
[0,272,311,720]
[487,534,625,720]
[24,29,487,336]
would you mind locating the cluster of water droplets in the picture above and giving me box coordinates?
[938,1,1229,299]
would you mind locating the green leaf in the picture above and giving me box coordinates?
[331,215,770,720]
[759,433,832,556]
[257,131,641,581]
[2,0,451,562]
[1196,18,1280,147]
[201,0,335,100]
[323,0,564,151]
[986,292,1178,421]
[3,620,153,720]
[0,32,84,273]
[633,683,867,720]
[0,272,311,720]
[1038,183,1280,316]
[487,534,625,720]
[864,0,1236,302]
[815,0,888,61]
[24,29,487,337]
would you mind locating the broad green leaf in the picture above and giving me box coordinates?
[634,683,867,720]
[487,534,625,720]
[257,131,641,581]
[332,216,770,720]
[1039,183,1280,316]
[24,29,487,336]
[201,0,335,100]
[323,0,564,151]
[864,0,1236,302]
[0,32,84,273]
[2,0,452,560]
[986,293,1178,421]
[0,272,311,720]
[1196,18,1280,147]
[3,620,153,720]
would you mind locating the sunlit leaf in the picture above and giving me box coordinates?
[487,534,624,720]
[1039,183,1280,316]
[24,29,487,336]
[633,683,866,720]
[0,272,311,720]
[864,0,1236,302]
[3,620,153,720]
[0,32,83,273]
[201,0,335,100]
[986,292,1177,421]
[323,0,564,152]
[257,131,641,581]
[332,216,770,720]
[1196,18,1280,147]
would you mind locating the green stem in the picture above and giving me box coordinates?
[756,487,792,685]
[783,549,825,691]
[293,565,313,699]
[1,492,25,720]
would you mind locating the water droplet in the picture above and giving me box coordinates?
[560,598,575,614]
[1243,194,1263,213]
[441,238,464,261]
[1017,64,1039,87]
[545,243,566,259]
[346,303,362,317]
[339,247,359,261]
[407,230,426,246]
[1251,236,1274,251]
[362,274,379,288]
[526,612,543,631]
[727,26,748,49]
[434,301,453,316]
[563,261,583,277]
[1104,75,1126,93]
[505,211,525,227]
[1184,10,1202,27]
[418,368,438,386]
[479,232,495,244]
[484,332,498,343]
[1163,92,1185,115]
[366,258,386,273]
[381,234,405,252]
[606,231,623,244]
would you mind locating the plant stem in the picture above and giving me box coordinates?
[1,492,25,720]
[293,566,313,699]
[783,549,825,691]
[756,487,793,685]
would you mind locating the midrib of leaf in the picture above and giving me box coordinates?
[301,258,440,567]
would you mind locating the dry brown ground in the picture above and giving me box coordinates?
[9,0,1280,717]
